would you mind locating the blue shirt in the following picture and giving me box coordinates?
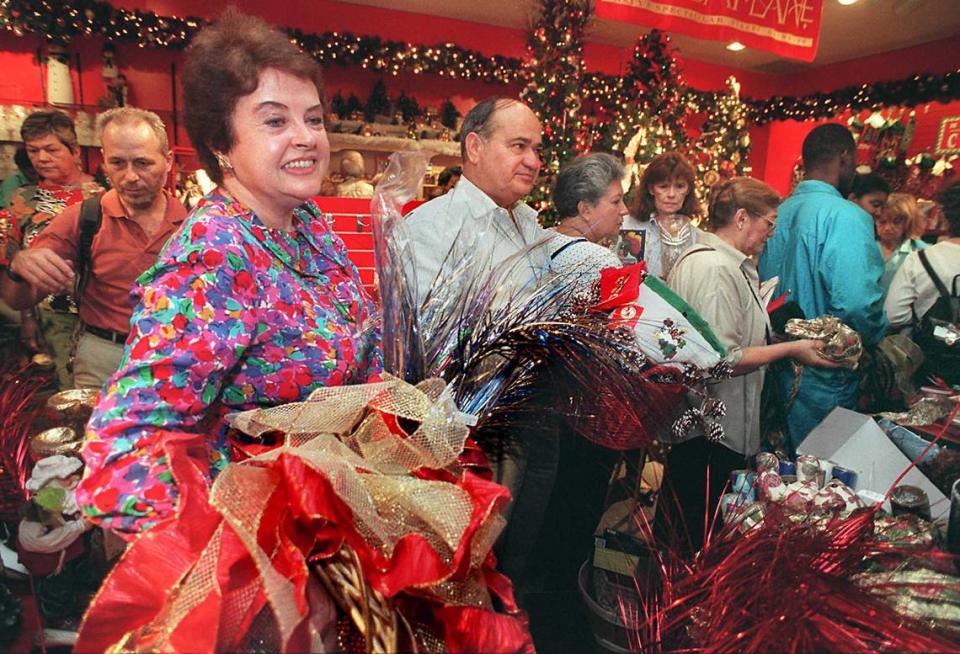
[758,180,888,446]
[881,238,928,293]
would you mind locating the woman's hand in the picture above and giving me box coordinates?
[790,339,841,368]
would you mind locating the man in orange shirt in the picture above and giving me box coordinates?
[2,108,186,388]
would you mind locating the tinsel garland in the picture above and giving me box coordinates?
[0,0,956,125]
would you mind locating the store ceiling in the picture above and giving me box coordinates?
[340,0,960,74]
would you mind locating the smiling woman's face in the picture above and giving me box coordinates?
[225,67,330,224]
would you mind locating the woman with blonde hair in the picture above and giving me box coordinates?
[875,192,928,291]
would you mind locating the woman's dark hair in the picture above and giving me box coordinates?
[20,110,78,150]
[182,9,325,184]
[935,179,960,237]
[631,151,700,219]
[708,177,781,230]
[554,153,624,219]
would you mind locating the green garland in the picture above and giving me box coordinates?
[0,0,956,124]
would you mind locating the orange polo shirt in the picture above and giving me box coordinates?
[31,189,187,334]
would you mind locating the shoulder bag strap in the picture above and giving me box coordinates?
[917,249,950,302]
[550,237,589,260]
[74,195,103,300]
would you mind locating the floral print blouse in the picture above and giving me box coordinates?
[0,180,102,310]
[77,191,382,533]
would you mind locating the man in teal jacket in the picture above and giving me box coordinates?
[759,123,887,449]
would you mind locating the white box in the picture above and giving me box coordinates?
[798,407,948,521]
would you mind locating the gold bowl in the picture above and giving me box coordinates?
[30,426,82,459]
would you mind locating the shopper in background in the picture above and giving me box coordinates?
[550,152,626,290]
[885,181,960,330]
[759,123,887,449]
[668,177,836,548]
[875,192,928,292]
[0,111,101,387]
[848,172,890,221]
[0,147,40,209]
[2,108,186,390]
[621,151,701,279]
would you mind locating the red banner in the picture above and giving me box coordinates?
[596,0,824,63]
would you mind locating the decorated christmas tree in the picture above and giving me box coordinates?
[588,30,689,198]
[693,76,752,199]
[593,30,688,163]
[521,0,592,225]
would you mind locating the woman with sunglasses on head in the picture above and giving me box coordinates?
[664,177,838,549]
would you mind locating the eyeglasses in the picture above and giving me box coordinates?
[759,214,777,234]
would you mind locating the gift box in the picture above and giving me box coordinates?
[798,408,948,520]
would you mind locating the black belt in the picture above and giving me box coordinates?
[82,323,129,344]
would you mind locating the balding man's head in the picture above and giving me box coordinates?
[459,97,542,208]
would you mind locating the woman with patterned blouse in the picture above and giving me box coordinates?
[77,11,381,534]
[0,110,101,385]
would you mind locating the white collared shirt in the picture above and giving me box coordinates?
[402,176,552,308]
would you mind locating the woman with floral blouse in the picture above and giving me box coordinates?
[77,11,381,534]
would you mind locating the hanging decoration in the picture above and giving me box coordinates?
[595,0,824,63]
[746,71,960,125]
[521,0,592,225]
[0,1,957,138]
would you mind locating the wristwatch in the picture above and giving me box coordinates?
[4,264,25,283]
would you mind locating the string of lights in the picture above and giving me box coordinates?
[0,0,956,126]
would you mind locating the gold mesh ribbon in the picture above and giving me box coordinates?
[108,375,503,651]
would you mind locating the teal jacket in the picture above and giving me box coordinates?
[758,180,888,447]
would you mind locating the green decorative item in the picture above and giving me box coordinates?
[344,94,363,120]
[364,79,391,123]
[439,99,460,130]
[396,92,422,123]
[34,486,66,514]
[330,91,347,120]
[521,0,592,226]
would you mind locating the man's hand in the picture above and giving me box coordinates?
[20,312,41,352]
[9,248,75,296]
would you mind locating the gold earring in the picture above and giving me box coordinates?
[214,151,233,174]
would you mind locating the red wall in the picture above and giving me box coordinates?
[0,1,956,196]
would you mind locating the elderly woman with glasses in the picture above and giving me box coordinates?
[665,177,836,549]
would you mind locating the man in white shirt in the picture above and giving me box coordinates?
[404,97,551,307]
[403,96,557,588]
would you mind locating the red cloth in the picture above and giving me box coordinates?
[76,432,532,653]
